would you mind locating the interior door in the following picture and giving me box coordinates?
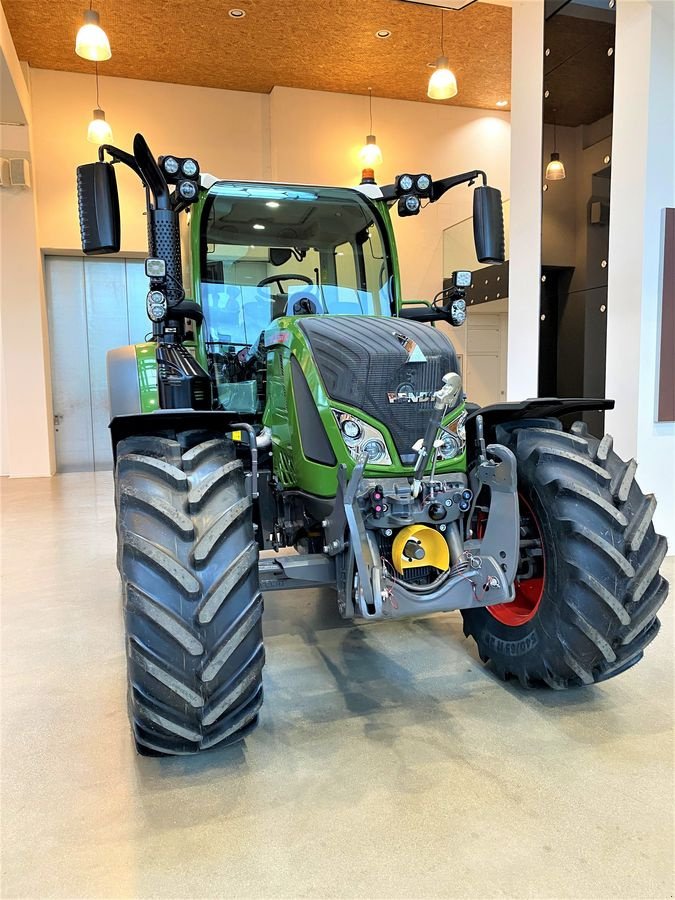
[45,256,147,472]
[464,312,508,407]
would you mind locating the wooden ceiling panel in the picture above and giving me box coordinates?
[3,0,512,109]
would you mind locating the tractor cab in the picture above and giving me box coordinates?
[195,182,397,412]
[198,183,396,327]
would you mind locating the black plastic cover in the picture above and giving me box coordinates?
[290,356,337,466]
[473,185,505,264]
[76,162,121,255]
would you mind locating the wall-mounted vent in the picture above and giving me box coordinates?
[10,157,31,188]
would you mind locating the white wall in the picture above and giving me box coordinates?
[0,65,510,476]
[28,71,510,302]
[0,5,54,477]
[29,68,269,255]
[606,0,675,545]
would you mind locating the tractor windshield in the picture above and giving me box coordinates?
[198,183,394,351]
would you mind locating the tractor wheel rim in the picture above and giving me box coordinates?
[487,493,545,627]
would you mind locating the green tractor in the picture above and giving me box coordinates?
[77,133,668,756]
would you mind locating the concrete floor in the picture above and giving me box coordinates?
[1,472,673,900]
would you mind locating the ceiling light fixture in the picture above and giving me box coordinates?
[75,4,111,61]
[87,108,112,145]
[427,10,457,100]
[375,29,391,38]
[359,88,383,169]
[545,108,566,181]
[87,64,113,144]
[496,99,508,107]
[228,8,246,18]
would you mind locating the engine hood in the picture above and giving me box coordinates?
[295,316,461,462]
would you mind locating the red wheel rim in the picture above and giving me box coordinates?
[479,494,546,627]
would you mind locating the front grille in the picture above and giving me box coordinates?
[299,317,460,459]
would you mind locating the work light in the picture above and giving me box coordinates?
[162,156,179,176]
[178,180,197,201]
[398,194,421,217]
[181,158,198,177]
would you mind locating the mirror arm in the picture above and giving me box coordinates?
[380,169,487,204]
[98,144,145,184]
[430,169,487,203]
[133,133,171,210]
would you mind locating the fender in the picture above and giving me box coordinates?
[109,411,254,462]
[465,397,614,449]
[107,345,142,418]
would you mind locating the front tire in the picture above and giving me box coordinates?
[461,420,668,688]
[115,431,264,755]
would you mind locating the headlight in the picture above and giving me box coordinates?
[332,410,392,466]
[341,419,362,441]
[398,174,414,192]
[436,410,467,460]
[363,439,386,462]
[416,174,431,192]
[146,289,167,322]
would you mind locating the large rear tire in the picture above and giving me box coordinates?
[115,431,263,755]
[461,419,669,688]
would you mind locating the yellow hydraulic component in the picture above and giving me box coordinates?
[391,524,450,574]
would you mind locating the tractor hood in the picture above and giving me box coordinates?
[294,316,461,464]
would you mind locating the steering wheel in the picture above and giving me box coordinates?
[256,274,313,294]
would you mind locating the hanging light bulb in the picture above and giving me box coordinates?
[87,65,113,144]
[428,57,458,100]
[359,135,383,168]
[427,11,458,100]
[545,108,566,181]
[76,7,111,61]
[359,88,383,169]
[87,108,113,144]
[545,152,566,180]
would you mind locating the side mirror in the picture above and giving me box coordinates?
[473,185,505,264]
[76,162,120,254]
[270,248,292,266]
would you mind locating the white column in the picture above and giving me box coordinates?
[506,0,544,400]
[604,0,652,459]
[606,0,675,544]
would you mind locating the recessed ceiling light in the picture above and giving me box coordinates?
[253,223,265,230]
[265,201,280,208]
[376,29,391,38]
[229,8,246,18]
[496,99,509,107]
